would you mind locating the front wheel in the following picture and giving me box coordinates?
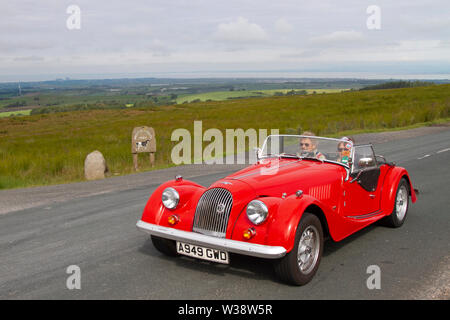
[151,235,178,256]
[382,177,410,228]
[274,212,324,286]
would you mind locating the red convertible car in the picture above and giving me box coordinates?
[137,135,416,285]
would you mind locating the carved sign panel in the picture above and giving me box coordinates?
[131,126,156,154]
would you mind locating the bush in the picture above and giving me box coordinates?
[360,80,433,90]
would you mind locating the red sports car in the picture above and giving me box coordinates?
[137,135,417,285]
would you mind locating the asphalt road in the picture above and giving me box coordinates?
[1,129,449,299]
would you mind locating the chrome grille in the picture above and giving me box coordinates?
[193,188,233,238]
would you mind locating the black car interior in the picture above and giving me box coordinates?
[350,145,380,192]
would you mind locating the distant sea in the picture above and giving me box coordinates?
[145,71,450,80]
[1,71,449,83]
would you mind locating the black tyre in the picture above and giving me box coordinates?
[151,236,178,256]
[274,212,324,286]
[382,178,410,228]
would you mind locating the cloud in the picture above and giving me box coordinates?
[280,49,322,59]
[0,1,449,80]
[147,38,171,57]
[112,24,152,37]
[0,38,54,53]
[309,30,364,45]
[214,17,268,43]
[13,56,45,62]
[274,18,293,33]
[399,15,450,33]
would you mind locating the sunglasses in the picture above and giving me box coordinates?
[338,148,349,152]
[300,143,310,147]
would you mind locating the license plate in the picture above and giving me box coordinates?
[176,241,229,264]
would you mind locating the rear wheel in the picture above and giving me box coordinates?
[151,236,178,256]
[274,212,323,286]
[382,178,410,228]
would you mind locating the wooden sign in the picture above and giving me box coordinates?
[132,126,156,170]
[132,126,156,154]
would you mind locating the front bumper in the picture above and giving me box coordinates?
[136,220,287,259]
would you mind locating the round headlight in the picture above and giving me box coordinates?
[246,200,268,225]
[162,187,179,209]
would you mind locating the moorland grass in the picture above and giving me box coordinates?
[0,84,449,189]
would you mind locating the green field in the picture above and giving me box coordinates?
[0,93,149,111]
[0,109,32,118]
[176,88,346,103]
[0,84,449,189]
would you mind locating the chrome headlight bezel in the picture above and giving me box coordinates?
[246,200,269,225]
[162,187,179,209]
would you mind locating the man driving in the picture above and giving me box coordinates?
[299,131,325,160]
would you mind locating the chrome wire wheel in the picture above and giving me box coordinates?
[297,225,320,274]
[381,178,410,228]
[274,212,323,286]
[396,184,408,221]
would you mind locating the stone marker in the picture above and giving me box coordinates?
[84,150,108,180]
[132,126,156,170]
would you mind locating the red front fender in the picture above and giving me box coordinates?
[141,179,205,230]
[381,166,417,215]
[265,195,331,253]
[230,194,338,253]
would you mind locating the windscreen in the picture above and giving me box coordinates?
[261,135,353,166]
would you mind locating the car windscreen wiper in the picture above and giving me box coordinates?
[260,153,278,158]
[279,153,301,159]
[301,156,323,162]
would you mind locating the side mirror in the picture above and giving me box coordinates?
[254,147,262,160]
[358,157,374,168]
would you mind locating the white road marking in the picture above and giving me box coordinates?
[417,154,431,160]
[436,148,450,154]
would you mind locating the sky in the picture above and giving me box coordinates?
[1,0,450,81]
